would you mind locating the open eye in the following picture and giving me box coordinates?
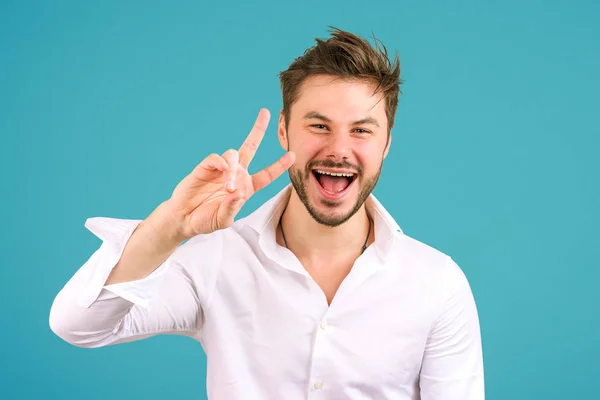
[310,124,329,131]
[354,128,372,135]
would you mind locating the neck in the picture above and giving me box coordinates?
[278,189,372,267]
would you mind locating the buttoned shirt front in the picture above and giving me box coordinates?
[50,185,485,399]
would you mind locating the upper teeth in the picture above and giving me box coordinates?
[316,170,354,177]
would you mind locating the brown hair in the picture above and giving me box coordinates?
[279,27,402,134]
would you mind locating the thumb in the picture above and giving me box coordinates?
[217,189,246,228]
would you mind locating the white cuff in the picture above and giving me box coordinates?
[77,217,168,309]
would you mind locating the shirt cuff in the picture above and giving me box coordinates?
[77,217,170,309]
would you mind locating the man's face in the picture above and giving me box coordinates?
[278,74,391,227]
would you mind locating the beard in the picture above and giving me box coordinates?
[288,158,382,227]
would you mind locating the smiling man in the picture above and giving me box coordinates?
[50,28,485,399]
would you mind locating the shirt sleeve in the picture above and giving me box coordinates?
[49,217,207,348]
[419,256,485,399]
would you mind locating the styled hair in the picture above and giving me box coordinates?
[279,27,402,133]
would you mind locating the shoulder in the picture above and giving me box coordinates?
[171,224,249,263]
[169,217,260,269]
[391,231,449,268]
[389,231,467,286]
[163,224,253,303]
[388,233,477,322]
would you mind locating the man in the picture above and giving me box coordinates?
[50,28,484,399]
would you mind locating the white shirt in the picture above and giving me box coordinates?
[49,185,484,399]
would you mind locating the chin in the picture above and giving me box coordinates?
[306,174,363,227]
[289,162,380,227]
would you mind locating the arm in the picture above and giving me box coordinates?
[49,109,294,349]
[48,210,210,348]
[103,200,186,286]
[419,257,485,399]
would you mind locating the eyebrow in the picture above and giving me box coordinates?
[303,111,380,128]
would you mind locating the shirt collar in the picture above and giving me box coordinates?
[237,184,403,262]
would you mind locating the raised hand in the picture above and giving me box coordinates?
[165,109,295,239]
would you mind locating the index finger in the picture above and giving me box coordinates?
[238,108,270,169]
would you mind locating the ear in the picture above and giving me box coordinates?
[278,110,289,151]
[383,132,392,159]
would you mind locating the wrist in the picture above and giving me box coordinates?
[145,200,189,249]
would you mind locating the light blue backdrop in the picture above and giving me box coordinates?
[1,0,598,399]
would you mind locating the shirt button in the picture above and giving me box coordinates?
[319,320,327,330]
[314,381,324,389]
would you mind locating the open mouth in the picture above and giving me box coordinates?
[312,169,357,198]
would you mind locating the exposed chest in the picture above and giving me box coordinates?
[305,263,353,306]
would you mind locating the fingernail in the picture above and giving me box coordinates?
[225,181,234,191]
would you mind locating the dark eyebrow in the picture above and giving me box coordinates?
[303,111,380,128]
[303,111,332,122]
[352,116,380,128]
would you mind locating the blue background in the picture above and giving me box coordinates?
[1,0,598,398]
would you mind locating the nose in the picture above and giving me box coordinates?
[324,132,351,161]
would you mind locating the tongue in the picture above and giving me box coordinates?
[319,175,349,193]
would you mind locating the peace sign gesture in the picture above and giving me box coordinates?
[165,109,295,239]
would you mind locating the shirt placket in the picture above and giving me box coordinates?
[306,252,382,397]
[307,308,333,397]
